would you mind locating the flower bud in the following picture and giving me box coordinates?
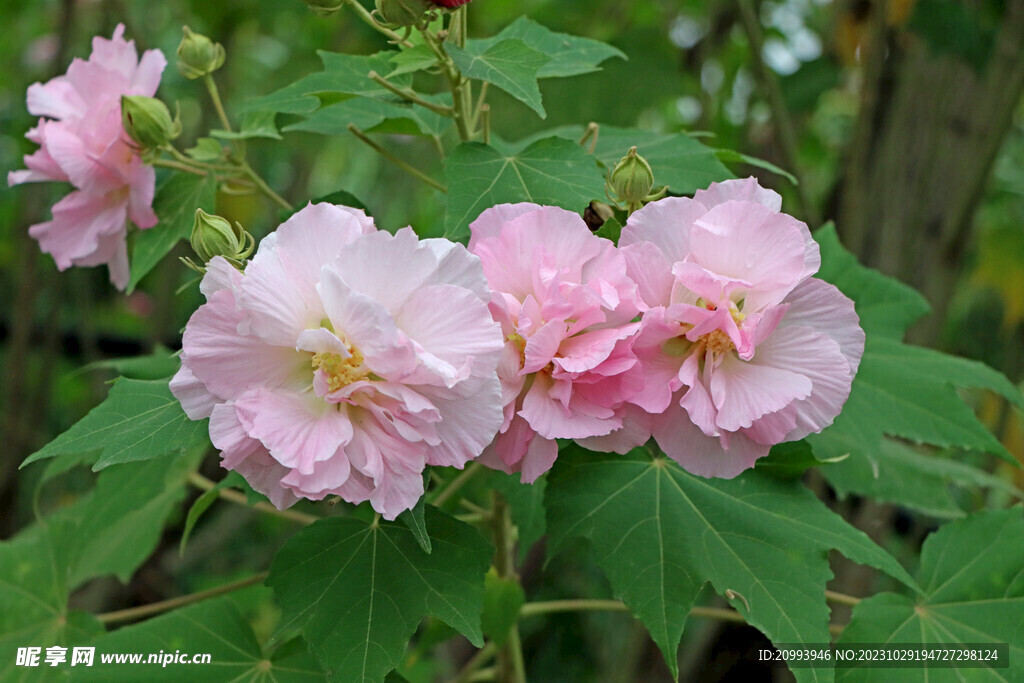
[188,209,254,269]
[121,95,181,151]
[176,26,226,80]
[608,146,655,208]
[375,0,430,26]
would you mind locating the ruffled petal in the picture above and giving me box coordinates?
[234,389,354,474]
[651,403,770,478]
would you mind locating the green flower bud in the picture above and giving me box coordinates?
[374,0,430,26]
[300,0,344,16]
[176,26,226,80]
[188,209,254,269]
[121,96,181,151]
[608,146,655,208]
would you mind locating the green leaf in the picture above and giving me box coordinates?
[491,16,626,78]
[242,52,409,115]
[481,570,525,647]
[754,439,842,481]
[241,51,450,138]
[22,378,209,471]
[283,94,451,139]
[128,172,217,292]
[80,346,179,380]
[594,215,623,244]
[62,451,201,584]
[715,148,798,185]
[814,224,930,339]
[545,446,917,682]
[444,137,605,240]
[387,45,439,77]
[811,335,1016,475]
[267,508,491,683]
[180,484,225,556]
[210,111,283,140]
[837,509,1024,682]
[531,125,732,196]
[824,439,1023,519]
[185,137,225,162]
[0,523,104,683]
[398,476,432,554]
[447,39,550,117]
[72,599,324,682]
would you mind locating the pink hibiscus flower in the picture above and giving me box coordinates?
[601,178,864,477]
[8,25,165,289]
[468,204,645,482]
[171,203,505,519]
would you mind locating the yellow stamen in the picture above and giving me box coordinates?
[311,347,370,392]
[507,332,527,368]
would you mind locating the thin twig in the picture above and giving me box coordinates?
[825,590,861,607]
[238,159,295,211]
[450,642,498,683]
[98,572,269,625]
[151,158,208,176]
[348,124,447,193]
[187,472,317,524]
[368,71,454,116]
[432,462,482,506]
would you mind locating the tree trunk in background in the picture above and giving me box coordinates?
[836,0,1024,345]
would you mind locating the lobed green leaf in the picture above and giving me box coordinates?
[545,446,917,682]
[267,508,491,683]
[22,377,209,471]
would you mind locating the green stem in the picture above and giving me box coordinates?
[343,0,414,47]
[188,472,315,524]
[204,74,233,134]
[98,572,269,625]
[421,29,471,140]
[451,642,498,683]
[238,159,295,211]
[431,462,482,506]
[152,158,208,176]
[368,71,454,115]
[490,493,525,683]
[347,124,447,193]
[825,590,861,607]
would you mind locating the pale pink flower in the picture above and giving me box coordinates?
[8,24,165,289]
[171,203,505,519]
[593,178,864,477]
[468,204,645,482]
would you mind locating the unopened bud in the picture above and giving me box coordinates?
[375,0,430,26]
[121,96,181,151]
[177,26,226,80]
[609,147,655,208]
[301,0,344,16]
[188,209,254,269]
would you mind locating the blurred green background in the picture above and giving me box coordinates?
[2,0,1023,680]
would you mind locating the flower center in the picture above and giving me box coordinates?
[703,328,735,355]
[311,346,370,393]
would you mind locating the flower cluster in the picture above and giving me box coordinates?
[172,204,505,519]
[8,25,165,290]
[173,179,863,518]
